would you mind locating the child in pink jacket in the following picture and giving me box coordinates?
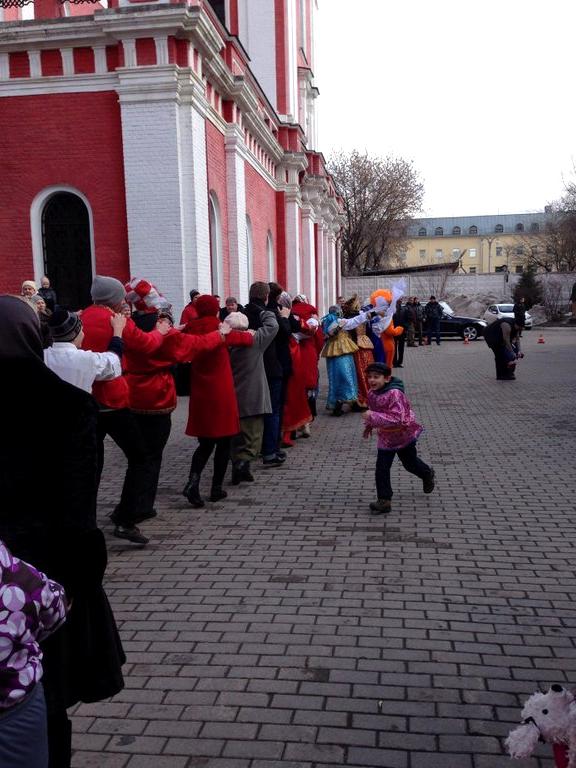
[362,362,435,514]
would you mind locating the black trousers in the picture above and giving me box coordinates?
[376,442,431,500]
[190,436,231,488]
[426,319,441,345]
[97,409,150,527]
[489,346,516,379]
[393,334,405,366]
[132,413,172,515]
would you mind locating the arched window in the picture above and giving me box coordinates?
[434,227,443,236]
[32,187,95,310]
[208,193,224,298]
[245,215,253,294]
[494,224,504,233]
[267,231,275,280]
[452,226,461,235]
[418,227,427,237]
[515,222,524,232]
[530,222,540,233]
[469,225,478,235]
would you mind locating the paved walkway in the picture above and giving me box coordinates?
[72,329,576,768]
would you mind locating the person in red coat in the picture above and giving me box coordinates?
[179,289,200,325]
[292,296,323,431]
[182,295,254,507]
[81,276,171,545]
[124,305,227,523]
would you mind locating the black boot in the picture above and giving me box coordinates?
[183,473,204,508]
[210,486,228,502]
[332,401,343,417]
[231,461,243,486]
[241,461,255,482]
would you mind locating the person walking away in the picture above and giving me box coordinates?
[81,276,171,545]
[513,296,527,336]
[38,277,58,312]
[230,282,279,483]
[125,289,228,517]
[180,296,253,505]
[392,298,406,368]
[404,298,416,347]
[0,295,125,768]
[483,316,524,380]
[362,362,435,515]
[424,295,443,346]
[0,541,67,768]
[44,309,125,392]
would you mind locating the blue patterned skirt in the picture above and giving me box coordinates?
[325,354,358,409]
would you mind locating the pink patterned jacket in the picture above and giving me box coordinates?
[365,381,423,451]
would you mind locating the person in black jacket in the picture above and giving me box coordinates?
[38,276,58,312]
[484,316,524,380]
[257,282,298,463]
[424,296,444,346]
[392,299,407,367]
[0,295,125,768]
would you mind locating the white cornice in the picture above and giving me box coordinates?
[0,72,117,96]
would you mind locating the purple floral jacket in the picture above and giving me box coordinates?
[0,541,67,710]
[365,381,423,450]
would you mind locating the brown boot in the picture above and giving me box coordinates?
[369,499,391,515]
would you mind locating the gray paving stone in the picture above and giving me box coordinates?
[71,332,576,766]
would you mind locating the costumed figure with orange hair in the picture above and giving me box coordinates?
[342,295,374,409]
[366,286,405,370]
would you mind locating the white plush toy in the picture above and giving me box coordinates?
[506,684,576,766]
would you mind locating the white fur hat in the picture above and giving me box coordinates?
[224,311,249,330]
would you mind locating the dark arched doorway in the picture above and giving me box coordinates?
[42,192,93,310]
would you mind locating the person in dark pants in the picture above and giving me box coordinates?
[81,276,172,544]
[362,362,434,515]
[424,295,443,345]
[392,299,406,368]
[413,297,424,345]
[484,317,524,380]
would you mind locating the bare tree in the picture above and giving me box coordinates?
[514,191,576,272]
[328,151,424,274]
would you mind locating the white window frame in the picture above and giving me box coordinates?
[469,248,477,259]
[30,185,96,286]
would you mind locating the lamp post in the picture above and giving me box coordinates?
[482,236,496,273]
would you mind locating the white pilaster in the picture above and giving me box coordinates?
[28,50,41,78]
[316,222,326,315]
[225,126,248,302]
[117,70,211,317]
[122,38,137,68]
[285,194,301,295]
[93,45,107,74]
[155,36,169,66]
[60,48,74,77]
[0,53,9,81]
[300,205,315,303]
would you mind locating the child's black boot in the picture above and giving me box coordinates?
[369,499,391,515]
[422,469,435,494]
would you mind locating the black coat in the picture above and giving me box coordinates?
[0,358,125,708]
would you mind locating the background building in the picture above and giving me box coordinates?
[0,0,342,314]
[402,212,549,275]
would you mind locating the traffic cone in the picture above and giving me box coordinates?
[537,333,545,344]
[463,334,470,345]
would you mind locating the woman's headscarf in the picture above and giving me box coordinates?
[0,295,44,361]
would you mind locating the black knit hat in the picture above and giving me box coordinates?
[365,362,392,377]
[48,308,82,342]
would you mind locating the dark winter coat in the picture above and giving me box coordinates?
[0,356,125,709]
[424,301,443,321]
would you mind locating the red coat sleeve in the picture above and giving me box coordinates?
[160,329,224,363]
[226,331,254,348]
[124,319,164,354]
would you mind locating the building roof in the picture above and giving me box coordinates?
[361,260,460,277]
[408,211,549,238]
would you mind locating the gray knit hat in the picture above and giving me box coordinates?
[48,309,82,342]
[91,275,126,306]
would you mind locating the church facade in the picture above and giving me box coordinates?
[0,0,342,314]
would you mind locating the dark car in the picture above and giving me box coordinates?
[422,301,487,340]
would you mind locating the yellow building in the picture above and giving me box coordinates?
[402,212,548,274]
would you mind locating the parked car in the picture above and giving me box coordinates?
[418,301,487,340]
[483,303,533,330]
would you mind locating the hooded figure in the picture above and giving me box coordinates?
[0,295,125,768]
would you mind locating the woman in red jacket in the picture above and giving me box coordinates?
[124,307,227,525]
[183,295,253,507]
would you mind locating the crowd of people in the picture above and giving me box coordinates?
[3,271,532,767]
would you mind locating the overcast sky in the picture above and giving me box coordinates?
[314,0,576,218]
